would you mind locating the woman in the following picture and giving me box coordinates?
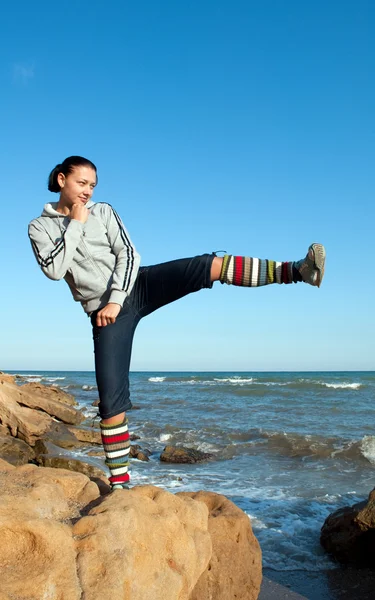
[29,156,326,491]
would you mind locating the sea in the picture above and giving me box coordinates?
[9,370,375,579]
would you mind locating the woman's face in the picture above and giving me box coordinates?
[57,166,97,208]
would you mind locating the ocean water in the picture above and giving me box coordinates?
[10,370,375,573]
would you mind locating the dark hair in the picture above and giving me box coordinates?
[48,156,98,193]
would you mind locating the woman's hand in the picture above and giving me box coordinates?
[70,204,89,223]
[96,303,121,327]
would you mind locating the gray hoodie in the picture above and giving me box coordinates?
[28,201,141,314]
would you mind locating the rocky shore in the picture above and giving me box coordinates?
[2,370,375,599]
[0,372,262,599]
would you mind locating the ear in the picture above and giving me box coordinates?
[57,172,65,189]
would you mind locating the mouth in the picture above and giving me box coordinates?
[78,197,88,203]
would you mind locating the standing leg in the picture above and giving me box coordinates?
[92,302,139,490]
[212,243,326,287]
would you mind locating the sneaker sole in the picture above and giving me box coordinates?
[310,243,326,288]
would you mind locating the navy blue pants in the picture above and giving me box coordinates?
[91,254,215,419]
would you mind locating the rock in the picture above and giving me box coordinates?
[0,384,52,445]
[21,381,77,405]
[86,449,104,457]
[7,380,84,425]
[0,463,99,600]
[68,424,102,444]
[180,491,262,600]
[92,398,100,406]
[160,445,213,463]
[34,438,107,479]
[37,453,107,480]
[320,489,375,566]
[130,433,141,441]
[0,372,16,384]
[74,485,212,599]
[0,432,35,466]
[0,461,99,522]
[130,444,151,462]
[0,462,262,600]
[43,420,84,449]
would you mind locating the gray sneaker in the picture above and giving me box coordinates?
[111,483,130,491]
[295,243,326,287]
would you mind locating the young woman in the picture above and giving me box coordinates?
[29,156,326,491]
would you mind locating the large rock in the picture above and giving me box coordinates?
[182,491,262,600]
[74,485,212,600]
[3,380,83,425]
[0,461,262,600]
[321,488,375,566]
[20,381,77,406]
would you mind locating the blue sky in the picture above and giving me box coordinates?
[1,0,374,371]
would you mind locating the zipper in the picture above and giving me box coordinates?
[80,238,109,286]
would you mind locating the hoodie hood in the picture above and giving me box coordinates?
[41,200,95,217]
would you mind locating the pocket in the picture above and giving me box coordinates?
[69,259,107,300]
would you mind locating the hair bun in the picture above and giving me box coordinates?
[48,163,63,193]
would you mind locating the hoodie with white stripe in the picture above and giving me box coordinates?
[28,201,141,314]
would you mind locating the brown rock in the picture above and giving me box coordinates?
[161,445,213,463]
[0,461,262,600]
[68,424,102,444]
[0,372,16,384]
[0,463,99,599]
[7,380,84,425]
[0,385,52,445]
[0,519,81,599]
[74,485,212,599]
[21,381,77,405]
[0,462,99,522]
[181,491,262,600]
[0,432,35,466]
[321,489,375,566]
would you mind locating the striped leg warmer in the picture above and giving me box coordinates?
[219,256,302,286]
[100,417,130,488]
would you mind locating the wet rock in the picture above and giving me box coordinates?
[43,420,84,449]
[129,444,151,462]
[321,488,375,566]
[160,445,213,464]
[37,451,107,480]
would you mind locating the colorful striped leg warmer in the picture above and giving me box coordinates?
[219,255,302,286]
[100,417,130,489]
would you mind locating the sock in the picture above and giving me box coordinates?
[219,255,302,286]
[100,417,130,487]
